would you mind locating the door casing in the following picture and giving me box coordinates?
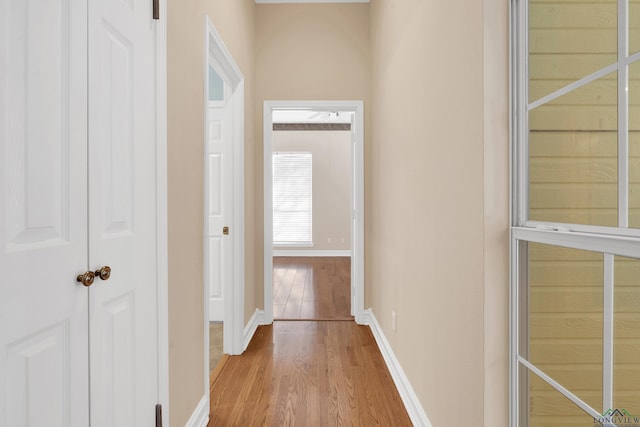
[263,100,365,324]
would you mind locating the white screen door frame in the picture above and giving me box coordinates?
[510,0,640,425]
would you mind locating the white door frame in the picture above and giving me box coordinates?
[263,100,365,324]
[204,16,246,379]
[155,2,169,424]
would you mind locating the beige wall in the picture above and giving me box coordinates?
[483,0,510,425]
[272,130,352,251]
[255,3,371,308]
[369,1,509,426]
[167,1,255,425]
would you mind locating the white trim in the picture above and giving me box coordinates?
[526,220,640,239]
[619,0,629,228]
[351,103,365,324]
[362,310,433,427]
[512,0,528,227]
[154,2,170,424]
[230,81,246,356]
[603,253,614,412]
[513,227,640,259]
[509,237,523,427]
[243,309,266,351]
[263,106,275,323]
[184,395,209,427]
[273,249,351,257]
[206,21,242,89]
[263,100,365,325]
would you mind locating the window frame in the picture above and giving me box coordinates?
[510,0,640,425]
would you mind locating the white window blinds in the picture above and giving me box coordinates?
[272,152,312,245]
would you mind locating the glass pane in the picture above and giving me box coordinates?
[614,256,640,417]
[529,0,617,103]
[529,72,618,227]
[527,370,602,427]
[631,131,640,227]
[208,65,224,101]
[528,243,603,412]
[631,2,640,55]
[630,61,640,228]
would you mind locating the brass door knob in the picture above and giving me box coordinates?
[223,226,229,235]
[76,271,95,287]
[94,266,111,281]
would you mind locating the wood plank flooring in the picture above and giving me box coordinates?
[209,321,412,426]
[209,322,223,373]
[273,257,352,320]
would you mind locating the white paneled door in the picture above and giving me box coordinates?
[0,0,161,425]
[206,92,232,322]
[0,0,89,425]
[88,0,158,425]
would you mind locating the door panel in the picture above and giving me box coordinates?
[207,95,232,322]
[101,293,136,427]
[208,237,223,301]
[5,322,72,427]
[0,0,89,425]
[88,0,157,425]
[4,0,76,248]
[100,23,134,236]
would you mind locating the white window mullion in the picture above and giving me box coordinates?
[619,0,629,228]
[519,357,603,420]
[513,0,529,227]
[603,253,615,414]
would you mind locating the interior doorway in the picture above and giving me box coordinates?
[263,101,365,324]
[203,17,246,400]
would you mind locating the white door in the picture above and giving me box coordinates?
[0,0,90,425]
[206,73,232,322]
[0,0,161,425]
[88,0,158,425]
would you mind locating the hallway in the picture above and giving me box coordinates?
[209,321,412,426]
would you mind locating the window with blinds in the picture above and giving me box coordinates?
[272,152,313,245]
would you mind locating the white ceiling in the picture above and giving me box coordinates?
[272,110,354,124]
[256,0,368,3]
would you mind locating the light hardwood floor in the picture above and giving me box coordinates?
[209,321,412,426]
[209,322,223,373]
[273,256,352,320]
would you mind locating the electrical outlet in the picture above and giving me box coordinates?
[327,237,332,243]
[392,311,397,332]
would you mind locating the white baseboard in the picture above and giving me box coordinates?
[362,309,433,427]
[243,309,265,351]
[273,249,352,257]
[184,395,209,427]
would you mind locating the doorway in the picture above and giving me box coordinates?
[203,17,245,398]
[263,101,365,324]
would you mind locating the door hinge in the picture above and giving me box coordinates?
[153,0,159,20]
[155,404,163,427]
